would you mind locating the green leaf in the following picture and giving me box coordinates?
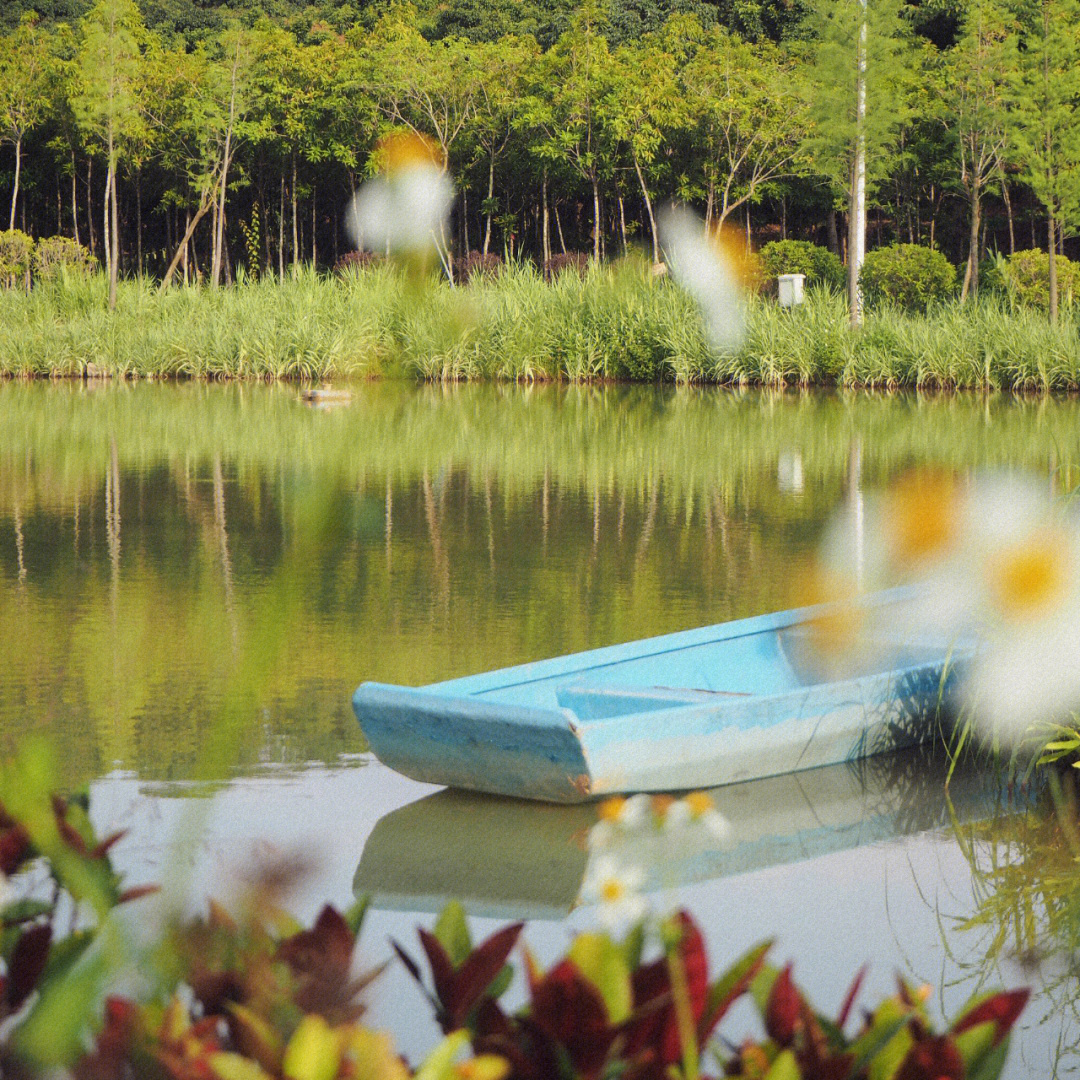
[41,929,95,983]
[487,963,513,1000]
[210,1053,274,1080]
[621,922,646,970]
[847,999,909,1076]
[414,1030,471,1080]
[954,1021,997,1073]
[434,901,472,968]
[282,1015,342,1080]
[11,950,106,1067]
[763,1049,800,1080]
[568,932,633,1024]
[344,894,371,938]
[1,899,52,926]
[966,1036,1010,1080]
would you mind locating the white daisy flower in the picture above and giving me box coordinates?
[346,132,454,257]
[658,205,746,354]
[580,855,648,933]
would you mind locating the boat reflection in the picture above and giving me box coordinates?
[354,747,1021,920]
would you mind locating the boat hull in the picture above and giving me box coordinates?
[353,599,954,803]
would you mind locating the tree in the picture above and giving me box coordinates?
[609,26,687,262]
[680,26,805,231]
[944,0,1013,300]
[519,2,617,260]
[72,0,147,309]
[0,16,54,230]
[468,37,537,256]
[804,0,912,325]
[1007,0,1080,322]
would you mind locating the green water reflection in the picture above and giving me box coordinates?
[3,381,1080,786]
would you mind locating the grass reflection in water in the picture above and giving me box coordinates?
[2,382,1080,787]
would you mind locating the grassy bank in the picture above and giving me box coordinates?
[2,263,1080,389]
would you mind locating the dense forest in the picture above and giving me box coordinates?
[0,0,1077,307]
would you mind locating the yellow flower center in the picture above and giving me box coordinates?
[797,567,864,659]
[885,469,959,566]
[684,792,714,818]
[650,794,675,819]
[988,535,1068,620]
[375,131,443,175]
[597,796,627,823]
[601,879,626,903]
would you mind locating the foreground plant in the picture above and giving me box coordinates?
[1,741,1030,1080]
[395,899,1028,1080]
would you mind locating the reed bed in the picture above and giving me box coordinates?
[2,262,1079,389]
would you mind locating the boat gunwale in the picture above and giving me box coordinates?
[421,589,914,700]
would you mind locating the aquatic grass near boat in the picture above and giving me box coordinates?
[3,266,1080,388]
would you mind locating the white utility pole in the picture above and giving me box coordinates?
[849,0,868,328]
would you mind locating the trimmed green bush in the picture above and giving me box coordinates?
[859,243,957,310]
[993,248,1080,310]
[759,239,844,291]
[0,229,33,289]
[32,235,96,281]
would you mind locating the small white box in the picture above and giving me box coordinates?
[778,273,806,307]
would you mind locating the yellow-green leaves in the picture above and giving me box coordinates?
[567,932,632,1023]
[283,1015,343,1080]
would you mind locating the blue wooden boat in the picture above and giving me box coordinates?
[352,595,954,803]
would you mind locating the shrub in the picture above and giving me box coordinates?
[859,243,957,310]
[333,249,385,275]
[31,235,95,281]
[759,239,844,291]
[993,248,1080,310]
[542,251,589,280]
[454,250,503,282]
[0,229,33,289]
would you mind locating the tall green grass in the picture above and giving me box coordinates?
[2,262,1079,389]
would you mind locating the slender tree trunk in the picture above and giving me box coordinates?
[109,160,120,309]
[618,194,627,253]
[705,176,715,230]
[136,172,143,276]
[160,189,217,291]
[483,153,495,256]
[182,207,190,284]
[961,187,981,302]
[103,159,113,300]
[460,185,468,254]
[71,153,80,245]
[291,155,299,275]
[632,153,659,263]
[1048,209,1058,324]
[87,159,97,257]
[541,170,551,265]
[849,0,868,328]
[9,136,21,231]
[278,176,285,281]
[555,201,567,254]
[311,183,317,266]
[591,176,601,261]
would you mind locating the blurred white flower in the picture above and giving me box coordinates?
[346,132,454,257]
[0,870,10,908]
[580,855,647,932]
[658,205,746,353]
[809,467,1080,737]
[588,793,652,849]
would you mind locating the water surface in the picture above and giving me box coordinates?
[3,382,1080,1075]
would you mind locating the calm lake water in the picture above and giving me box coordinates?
[3,381,1080,1074]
